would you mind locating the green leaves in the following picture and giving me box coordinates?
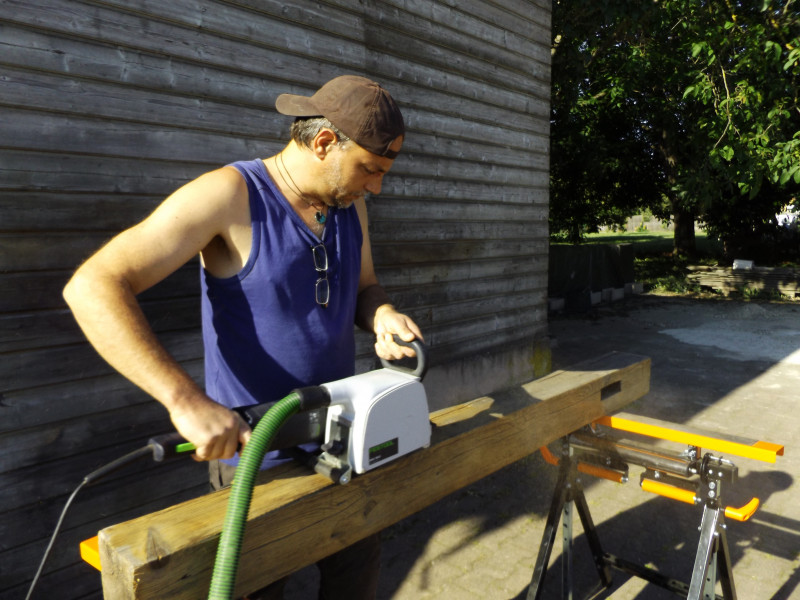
[771,133,800,185]
[719,146,735,161]
[780,165,800,185]
[784,47,800,72]
[691,41,717,65]
[765,40,782,62]
[550,0,800,256]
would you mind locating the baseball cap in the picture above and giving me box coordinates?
[275,75,404,159]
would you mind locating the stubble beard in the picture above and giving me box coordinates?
[325,158,364,209]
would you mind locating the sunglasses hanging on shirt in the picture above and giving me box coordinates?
[311,243,329,308]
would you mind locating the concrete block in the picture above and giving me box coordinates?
[548,297,565,312]
[626,282,644,295]
[611,288,625,301]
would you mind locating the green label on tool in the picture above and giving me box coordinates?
[369,438,398,464]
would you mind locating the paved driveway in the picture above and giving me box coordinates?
[287,296,800,599]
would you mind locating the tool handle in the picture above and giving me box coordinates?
[380,335,428,380]
[641,478,698,505]
[146,398,326,463]
[725,498,760,522]
[577,462,628,484]
[146,404,284,462]
[148,432,197,462]
[539,446,559,466]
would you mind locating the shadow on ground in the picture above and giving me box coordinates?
[286,296,800,600]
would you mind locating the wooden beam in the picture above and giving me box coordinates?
[98,352,650,599]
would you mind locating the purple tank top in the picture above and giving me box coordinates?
[200,158,363,466]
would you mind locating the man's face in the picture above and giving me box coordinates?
[322,135,403,208]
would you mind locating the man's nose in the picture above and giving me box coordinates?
[365,176,383,195]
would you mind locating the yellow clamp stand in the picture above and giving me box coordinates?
[594,414,784,463]
[533,415,784,600]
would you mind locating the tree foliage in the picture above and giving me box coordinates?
[550,0,800,259]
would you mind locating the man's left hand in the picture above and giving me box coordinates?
[373,304,424,360]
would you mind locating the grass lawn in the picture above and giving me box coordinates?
[579,231,726,297]
[572,230,797,301]
[583,229,723,256]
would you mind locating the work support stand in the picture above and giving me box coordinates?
[688,501,736,599]
[526,438,737,600]
[527,439,611,600]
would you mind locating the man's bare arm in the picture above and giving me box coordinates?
[63,168,251,460]
[353,198,423,359]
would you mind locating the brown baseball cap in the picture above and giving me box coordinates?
[276,75,404,159]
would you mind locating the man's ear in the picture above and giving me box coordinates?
[312,128,339,159]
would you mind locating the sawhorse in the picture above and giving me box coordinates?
[527,415,784,600]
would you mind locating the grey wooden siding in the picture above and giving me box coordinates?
[0,0,551,597]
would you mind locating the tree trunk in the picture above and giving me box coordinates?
[672,204,696,256]
[658,128,697,257]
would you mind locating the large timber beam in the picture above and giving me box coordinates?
[98,351,651,599]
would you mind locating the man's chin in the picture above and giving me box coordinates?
[334,195,365,209]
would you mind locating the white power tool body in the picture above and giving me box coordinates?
[287,338,430,484]
[319,367,430,480]
[226,338,431,485]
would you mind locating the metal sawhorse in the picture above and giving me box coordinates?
[527,415,784,599]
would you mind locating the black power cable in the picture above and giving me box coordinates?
[25,444,154,600]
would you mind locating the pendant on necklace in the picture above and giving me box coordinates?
[315,211,326,224]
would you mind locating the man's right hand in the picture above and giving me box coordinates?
[169,397,252,461]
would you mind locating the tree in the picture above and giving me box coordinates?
[682,0,800,259]
[550,2,669,244]
[550,0,800,259]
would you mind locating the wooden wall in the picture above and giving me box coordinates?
[0,1,552,597]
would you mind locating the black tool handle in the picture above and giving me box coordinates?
[147,400,327,462]
[148,432,197,462]
[380,335,428,380]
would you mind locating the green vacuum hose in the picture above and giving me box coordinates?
[207,392,301,600]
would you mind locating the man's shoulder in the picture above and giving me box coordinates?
[224,158,268,182]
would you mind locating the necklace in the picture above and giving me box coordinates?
[276,152,327,225]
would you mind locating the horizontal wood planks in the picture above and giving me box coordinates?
[1,0,552,597]
[98,352,650,599]
[686,265,800,297]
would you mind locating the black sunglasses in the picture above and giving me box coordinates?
[311,244,329,308]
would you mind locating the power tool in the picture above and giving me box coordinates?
[152,336,431,484]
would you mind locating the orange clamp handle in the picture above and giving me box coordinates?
[725,498,760,522]
[641,479,760,522]
[577,462,627,484]
[641,478,697,505]
[540,446,558,466]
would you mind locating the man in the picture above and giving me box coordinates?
[64,74,423,599]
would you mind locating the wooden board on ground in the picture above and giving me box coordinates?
[686,265,800,297]
[98,351,651,599]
